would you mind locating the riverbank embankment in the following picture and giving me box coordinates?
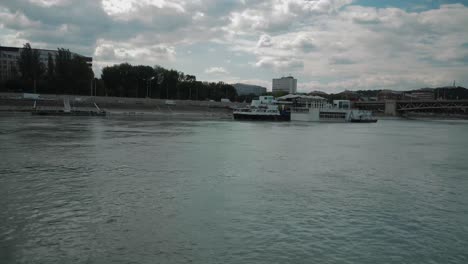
[0,93,247,119]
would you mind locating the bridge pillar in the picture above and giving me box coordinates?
[384,100,397,116]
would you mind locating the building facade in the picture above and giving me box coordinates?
[0,46,21,81]
[0,46,92,82]
[377,90,403,101]
[405,90,434,100]
[272,76,297,94]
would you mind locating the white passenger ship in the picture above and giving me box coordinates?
[277,95,377,123]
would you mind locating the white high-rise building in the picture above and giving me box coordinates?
[272,76,297,94]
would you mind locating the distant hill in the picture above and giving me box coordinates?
[352,87,468,100]
[354,90,381,97]
[309,86,468,101]
[432,86,468,100]
[308,91,329,96]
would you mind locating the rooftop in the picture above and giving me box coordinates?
[277,94,326,101]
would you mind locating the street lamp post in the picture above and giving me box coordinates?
[156,73,164,98]
[144,76,156,98]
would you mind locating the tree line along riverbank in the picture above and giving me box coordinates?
[1,43,259,103]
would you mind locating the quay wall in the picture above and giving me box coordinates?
[0,93,247,119]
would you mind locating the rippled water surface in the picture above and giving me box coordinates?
[1,114,468,263]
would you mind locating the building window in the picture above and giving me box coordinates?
[320,112,346,119]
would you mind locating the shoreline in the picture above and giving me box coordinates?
[0,92,243,120]
[2,93,468,121]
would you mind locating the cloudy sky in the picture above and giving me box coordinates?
[1,0,467,92]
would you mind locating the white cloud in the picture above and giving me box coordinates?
[93,39,176,74]
[280,33,316,52]
[227,0,353,34]
[256,34,273,48]
[255,56,304,71]
[0,8,41,29]
[101,0,185,17]
[28,0,71,7]
[205,67,229,74]
[0,31,29,47]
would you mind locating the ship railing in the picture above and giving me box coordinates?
[233,108,251,113]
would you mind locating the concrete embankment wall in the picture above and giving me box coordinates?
[0,93,247,119]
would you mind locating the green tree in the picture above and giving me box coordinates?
[134,65,154,97]
[70,56,94,95]
[47,53,55,79]
[55,48,94,95]
[100,63,238,101]
[55,48,72,81]
[17,43,44,92]
[164,69,179,99]
[45,53,57,94]
[101,65,120,96]
[184,75,196,100]
[101,63,151,97]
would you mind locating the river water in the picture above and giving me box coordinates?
[1,114,468,264]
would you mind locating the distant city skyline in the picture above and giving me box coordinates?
[1,0,467,92]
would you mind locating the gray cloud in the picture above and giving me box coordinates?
[1,0,467,91]
[257,34,273,48]
[255,56,304,71]
[329,57,355,65]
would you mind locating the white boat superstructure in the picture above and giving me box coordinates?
[233,96,290,121]
[277,95,376,122]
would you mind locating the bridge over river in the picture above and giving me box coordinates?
[354,100,468,116]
